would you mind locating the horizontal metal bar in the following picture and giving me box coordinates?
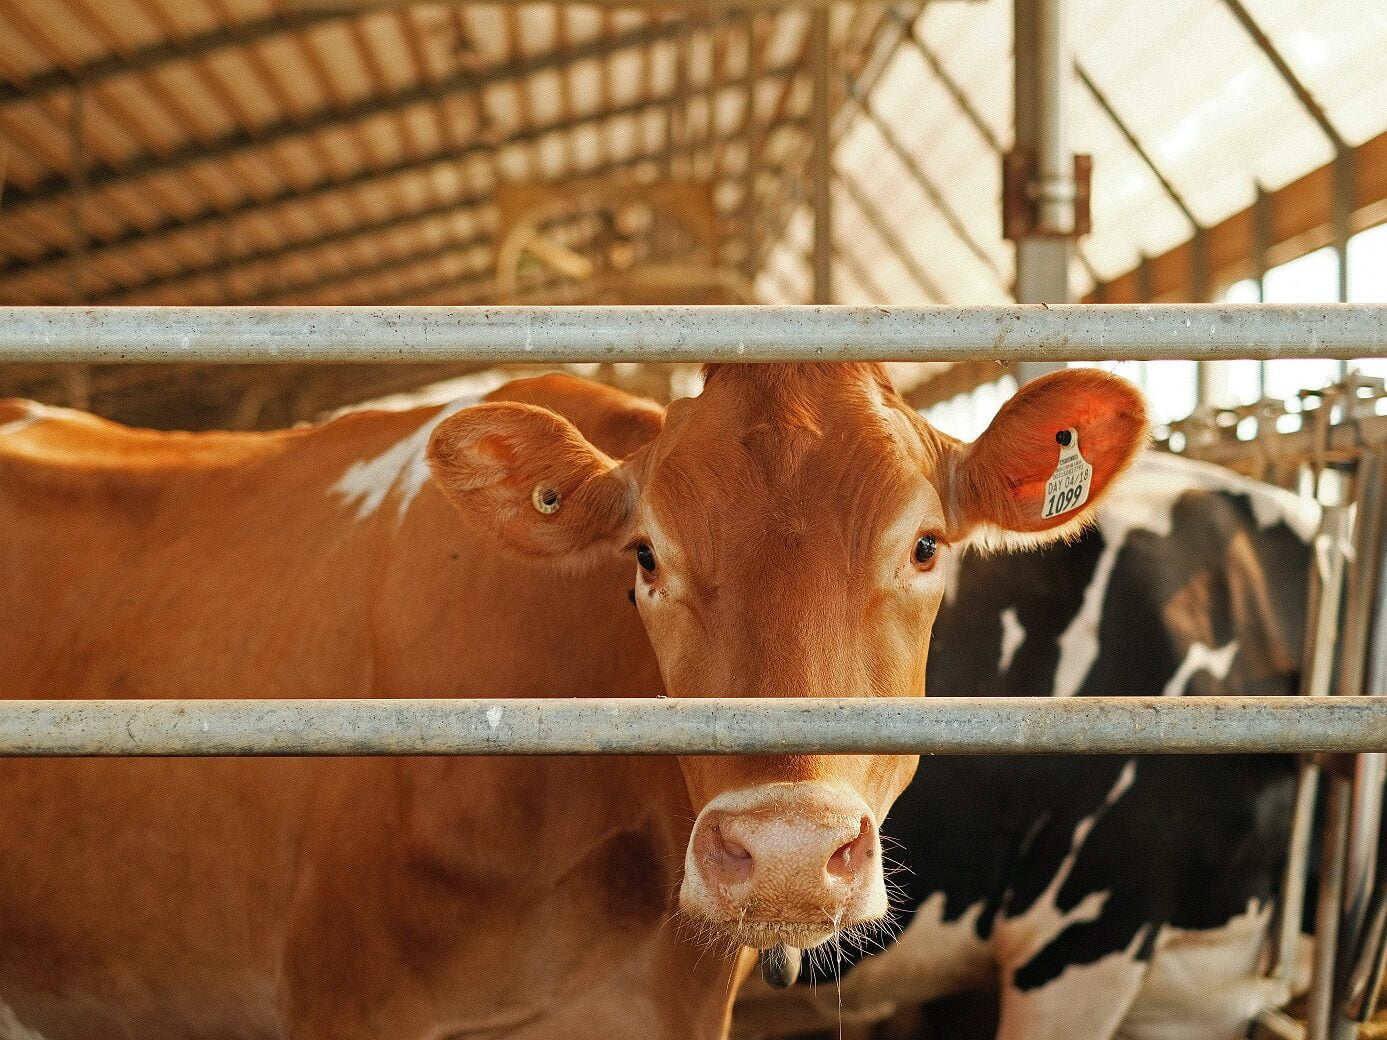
[1,697,1385,757]
[1,305,1385,365]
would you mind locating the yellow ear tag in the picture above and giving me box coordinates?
[1041,428,1094,520]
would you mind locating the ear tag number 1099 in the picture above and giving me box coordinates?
[1041,428,1094,520]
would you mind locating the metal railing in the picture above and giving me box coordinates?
[2,302,1385,759]
[2,696,1386,757]
[5,301,1387,1039]
[0,303,1384,364]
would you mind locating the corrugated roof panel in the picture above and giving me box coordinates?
[915,0,1010,147]
[1076,0,1328,224]
[1242,0,1387,147]
[0,10,56,79]
[203,50,278,128]
[527,68,564,126]
[461,8,507,66]
[1070,78,1194,278]
[516,5,557,57]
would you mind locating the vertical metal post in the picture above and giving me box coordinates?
[1312,773,1354,1040]
[1031,0,1073,237]
[1333,450,1387,1040]
[1334,150,1355,377]
[811,7,832,305]
[1254,184,1273,397]
[1012,0,1072,382]
[1280,502,1351,998]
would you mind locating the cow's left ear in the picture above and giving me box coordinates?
[427,402,634,559]
[947,369,1148,542]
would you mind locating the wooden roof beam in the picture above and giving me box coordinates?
[125,115,810,307]
[0,7,353,109]
[1090,128,1387,303]
[1,9,747,214]
[1,60,801,294]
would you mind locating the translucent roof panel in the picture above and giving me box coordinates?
[1241,0,1387,147]
[840,0,1387,306]
[1073,0,1330,219]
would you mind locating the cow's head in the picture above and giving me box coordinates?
[428,364,1145,951]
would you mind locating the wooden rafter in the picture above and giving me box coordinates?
[1,11,743,215]
[1092,128,1387,303]
[5,60,803,303]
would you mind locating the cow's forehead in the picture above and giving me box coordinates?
[637,364,948,558]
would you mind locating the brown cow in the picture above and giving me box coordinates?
[0,363,1145,1040]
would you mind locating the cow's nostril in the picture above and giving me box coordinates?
[706,826,755,886]
[827,817,875,880]
[719,832,753,862]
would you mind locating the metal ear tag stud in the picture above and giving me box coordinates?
[531,485,562,515]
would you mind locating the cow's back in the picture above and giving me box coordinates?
[1,401,413,699]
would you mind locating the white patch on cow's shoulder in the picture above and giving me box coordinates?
[1052,452,1317,699]
[1161,640,1239,697]
[0,401,69,437]
[834,893,993,1019]
[0,999,50,1040]
[999,607,1026,674]
[989,763,1153,1037]
[1119,901,1287,1040]
[331,397,476,522]
[998,929,1151,1040]
[995,761,1137,971]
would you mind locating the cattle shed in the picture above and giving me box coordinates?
[3,3,1387,1040]
[0,0,1383,428]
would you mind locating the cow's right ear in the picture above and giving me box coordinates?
[427,402,634,559]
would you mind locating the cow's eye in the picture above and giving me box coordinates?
[913,534,937,567]
[635,542,658,574]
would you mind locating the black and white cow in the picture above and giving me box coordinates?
[735,451,1319,1040]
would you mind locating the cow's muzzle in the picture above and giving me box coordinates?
[679,782,887,950]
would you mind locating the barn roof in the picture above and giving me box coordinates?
[0,0,1383,427]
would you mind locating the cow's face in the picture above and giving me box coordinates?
[429,364,1146,952]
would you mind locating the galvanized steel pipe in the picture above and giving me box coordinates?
[0,304,1384,364]
[2,697,1387,757]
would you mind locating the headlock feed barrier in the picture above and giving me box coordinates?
[1,301,1386,758]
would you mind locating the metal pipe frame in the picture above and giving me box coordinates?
[1331,449,1387,1040]
[1,304,1383,365]
[1011,0,1071,386]
[1028,0,1074,236]
[4,697,1387,758]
